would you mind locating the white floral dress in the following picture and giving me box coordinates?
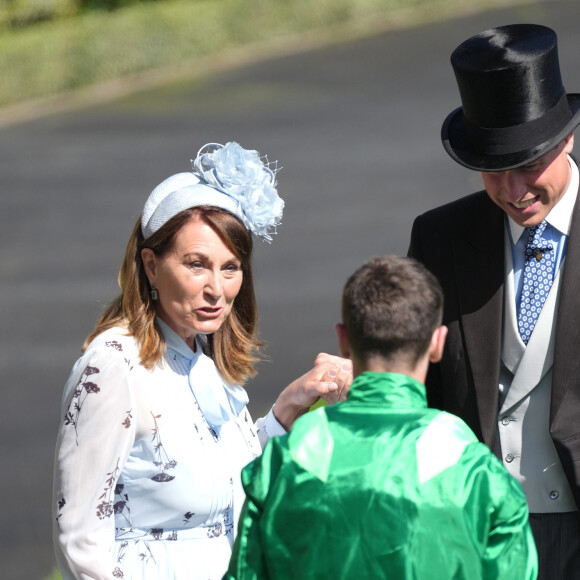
[53,321,283,579]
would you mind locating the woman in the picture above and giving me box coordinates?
[53,142,351,579]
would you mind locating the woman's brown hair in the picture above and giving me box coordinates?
[84,206,261,385]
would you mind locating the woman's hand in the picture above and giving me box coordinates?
[272,354,353,430]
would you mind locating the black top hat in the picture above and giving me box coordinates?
[441,24,580,171]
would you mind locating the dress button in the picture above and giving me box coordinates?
[501,416,511,426]
[505,454,514,463]
[550,490,560,500]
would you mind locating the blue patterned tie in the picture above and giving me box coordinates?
[518,220,554,345]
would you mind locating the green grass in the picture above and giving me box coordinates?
[1,0,524,113]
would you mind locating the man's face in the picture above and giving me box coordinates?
[481,135,574,227]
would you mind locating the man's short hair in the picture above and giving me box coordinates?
[342,255,443,366]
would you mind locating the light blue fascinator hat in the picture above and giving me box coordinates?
[141,141,284,242]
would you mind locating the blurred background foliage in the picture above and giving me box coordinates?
[0,0,160,28]
[0,0,482,110]
[0,0,75,28]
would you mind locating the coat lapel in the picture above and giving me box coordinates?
[552,190,580,425]
[453,196,504,446]
[500,260,563,414]
[501,236,525,375]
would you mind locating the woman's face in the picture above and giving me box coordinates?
[142,214,244,348]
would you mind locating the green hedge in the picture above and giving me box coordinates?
[0,0,76,28]
[1,0,435,108]
[1,0,519,111]
[0,0,161,28]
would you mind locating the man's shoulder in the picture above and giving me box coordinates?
[414,190,495,224]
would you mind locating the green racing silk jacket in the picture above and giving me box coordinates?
[226,371,538,579]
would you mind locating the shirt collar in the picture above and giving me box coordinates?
[347,371,427,409]
[508,154,579,243]
[156,316,249,426]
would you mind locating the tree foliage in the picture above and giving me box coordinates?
[0,0,162,29]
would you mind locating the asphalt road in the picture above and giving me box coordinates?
[2,1,579,577]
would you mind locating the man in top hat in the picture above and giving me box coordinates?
[408,24,580,579]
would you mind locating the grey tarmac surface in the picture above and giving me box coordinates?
[2,1,578,577]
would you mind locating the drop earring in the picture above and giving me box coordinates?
[151,286,159,301]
